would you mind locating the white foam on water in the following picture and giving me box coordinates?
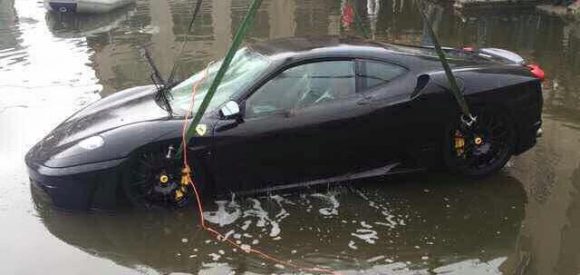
[270,194,293,220]
[350,262,429,275]
[311,193,340,216]
[433,257,506,275]
[351,228,379,244]
[360,221,373,229]
[243,198,281,238]
[355,189,406,229]
[367,255,386,263]
[137,25,160,34]
[208,253,221,261]
[348,240,358,250]
[222,230,235,241]
[240,244,252,253]
[203,200,242,227]
[240,220,252,231]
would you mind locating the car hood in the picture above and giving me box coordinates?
[27,85,171,167]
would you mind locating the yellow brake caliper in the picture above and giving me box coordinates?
[175,167,192,201]
[454,130,465,157]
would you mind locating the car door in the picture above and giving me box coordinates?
[211,59,378,192]
[355,58,441,169]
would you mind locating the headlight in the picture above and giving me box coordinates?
[78,136,105,150]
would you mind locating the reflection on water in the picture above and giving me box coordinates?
[45,5,137,39]
[34,173,526,274]
[1,0,580,274]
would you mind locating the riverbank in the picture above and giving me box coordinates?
[537,2,580,19]
[454,0,543,10]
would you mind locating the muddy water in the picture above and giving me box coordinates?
[0,0,579,274]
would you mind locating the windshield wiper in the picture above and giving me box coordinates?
[138,0,204,116]
[140,46,175,115]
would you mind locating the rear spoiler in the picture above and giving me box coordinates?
[463,47,544,81]
[478,48,525,65]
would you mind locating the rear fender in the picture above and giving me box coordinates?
[424,66,542,156]
[426,65,536,96]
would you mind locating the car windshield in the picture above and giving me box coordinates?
[169,48,270,116]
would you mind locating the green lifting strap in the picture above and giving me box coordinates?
[177,0,263,157]
[416,0,476,127]
[351,1,370,39]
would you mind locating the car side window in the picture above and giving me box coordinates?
[245,60,356,118]
[358,60,407,91]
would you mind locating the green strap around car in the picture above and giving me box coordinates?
[178,0,263,157]
[415,0,476,126]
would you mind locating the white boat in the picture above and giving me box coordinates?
[45,0,135,14]
[46,6,136,38]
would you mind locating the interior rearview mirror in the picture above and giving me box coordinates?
[220,101,241,120]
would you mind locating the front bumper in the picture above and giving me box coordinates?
[27,158,127,210]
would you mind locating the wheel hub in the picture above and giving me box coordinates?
[153,172,178,196]
[129,149,192,207]
[454,131,493,157]
[159,174,169,184]
[474,136,483,145]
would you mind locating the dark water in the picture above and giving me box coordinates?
[1,0,579,274]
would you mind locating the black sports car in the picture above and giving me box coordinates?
[25,37,544,210]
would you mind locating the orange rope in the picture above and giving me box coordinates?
[179,63,337,274]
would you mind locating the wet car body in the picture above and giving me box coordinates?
[25,37,543,210]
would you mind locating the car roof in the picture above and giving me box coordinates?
[249,36,392,61]
[248,36,490,71]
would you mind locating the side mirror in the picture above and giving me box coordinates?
[219,101,241,120]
